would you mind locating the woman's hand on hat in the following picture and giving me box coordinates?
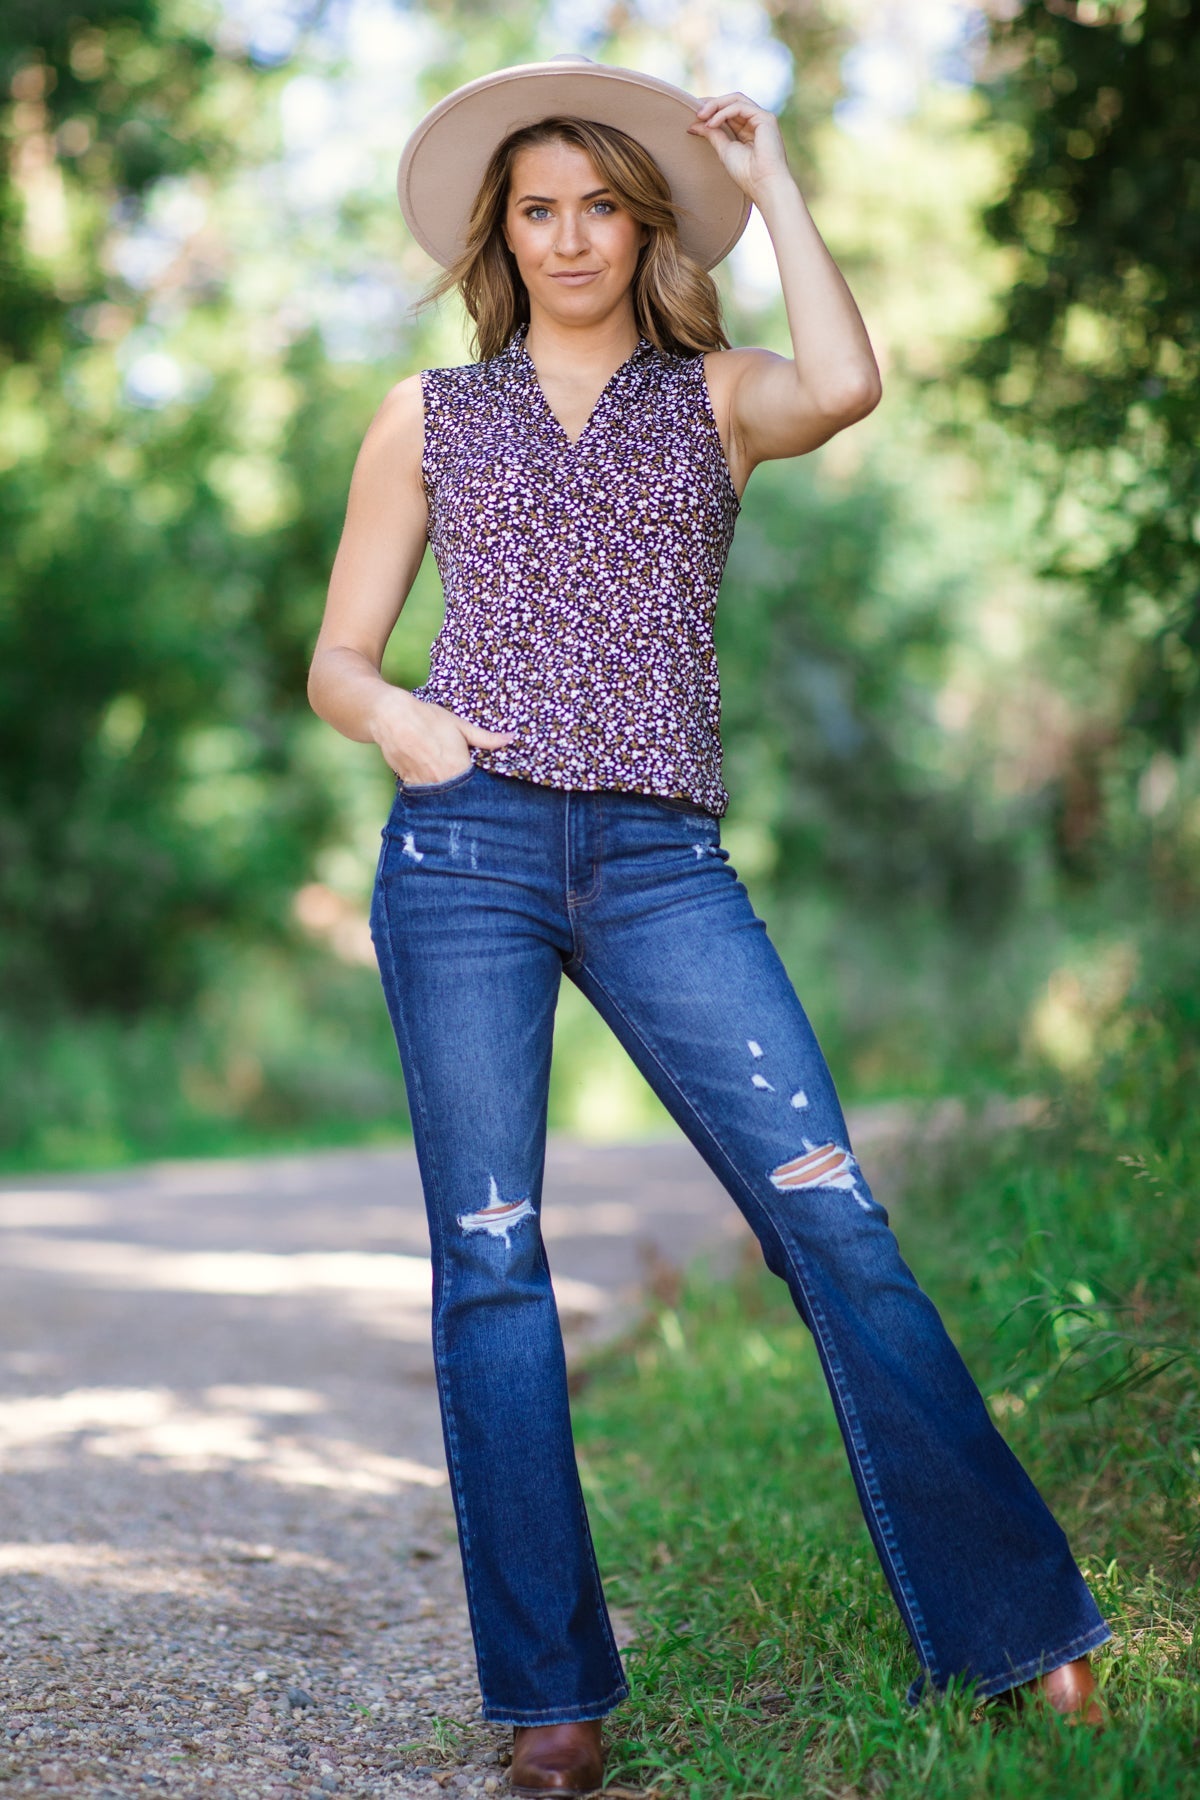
[687,93,792,205]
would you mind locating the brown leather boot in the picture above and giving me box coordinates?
[1020,1655,1105,1727]
[510,1719,605,1795]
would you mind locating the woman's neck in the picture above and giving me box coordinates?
[523,305,641,380]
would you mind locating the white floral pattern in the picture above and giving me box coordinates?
[414,325,741,816]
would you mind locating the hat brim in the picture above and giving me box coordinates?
[397,59,752,272]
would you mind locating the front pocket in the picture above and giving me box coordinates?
[398,762,477,797]
[644,791,716,819]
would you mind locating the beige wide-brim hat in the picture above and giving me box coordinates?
[397,54,752,272]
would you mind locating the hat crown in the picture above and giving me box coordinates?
[397,56,752,272]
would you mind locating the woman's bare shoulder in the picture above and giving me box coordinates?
[362,358,488,454]
[353,373,425,484]
[367,371,424,438]
[702,345,787,397]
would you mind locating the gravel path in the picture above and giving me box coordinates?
[0,1136,757,1800]
[0,1105,1001,1797]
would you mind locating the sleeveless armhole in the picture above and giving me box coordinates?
[693,353,741,513]
[419,367,441,508]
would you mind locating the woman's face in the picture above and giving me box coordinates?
[502,138,648,329]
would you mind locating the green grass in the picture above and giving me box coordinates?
[572,986,1200,1798]
[6,849,1171,1174]
[0,942,411,1172]
[0,868,1111,1172]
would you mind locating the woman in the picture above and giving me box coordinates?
[308,55,1110,1797]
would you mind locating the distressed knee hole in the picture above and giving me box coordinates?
[457,1176,535,1245]
[770,1142,856,1192]
[769,1142,875,1213]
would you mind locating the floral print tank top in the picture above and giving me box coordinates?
[414,325,741,816]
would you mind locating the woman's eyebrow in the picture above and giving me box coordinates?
[513,186,615,205]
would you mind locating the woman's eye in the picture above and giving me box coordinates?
[591,201,616,215]
[524,206,550,221]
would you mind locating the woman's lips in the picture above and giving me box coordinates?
[549,270,601,284]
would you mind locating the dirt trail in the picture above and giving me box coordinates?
[0,1101,1018,1797]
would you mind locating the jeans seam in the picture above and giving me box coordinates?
[645,795,717,819]
[581,962,744,1189]
[534,1235,628,1702]
[485,1675,630,1726]
[578,962,941,1679]
[968,1621,1114,1701]
[564,794,604,961]
[375,862,625,1719]
[787,1274,939,1676]
[568,823,604,906]
[398,762,478,797]
[563,794,580,968]
[373,872,495,1701]
[572,1457,627,1697]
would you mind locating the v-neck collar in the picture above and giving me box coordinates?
[507,326,654,450]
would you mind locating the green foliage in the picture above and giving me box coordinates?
[720,457,1024,928]
[573,981,1200,1796]
[0,6,338,1017]
[1,2,236,355]
[0,938,407,1168]
[0,365,334,1012]
[972,0,1200,752]
[2,0,1198,1159]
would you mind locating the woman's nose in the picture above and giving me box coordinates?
[554,212,586,255]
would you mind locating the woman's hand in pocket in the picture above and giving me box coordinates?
[370,688,517,784]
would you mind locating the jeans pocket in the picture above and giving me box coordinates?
[397,762,478,797]
[644,791,716,819]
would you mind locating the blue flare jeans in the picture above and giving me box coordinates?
[369,765,1110,1725]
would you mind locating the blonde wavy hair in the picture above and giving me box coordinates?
[423,116,730,360]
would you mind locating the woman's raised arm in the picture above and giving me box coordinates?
[689,93,882,486]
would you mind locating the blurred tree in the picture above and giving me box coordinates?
[719,454,1025,932]
[10,0,1167,1154]
[759,0,853,189]
[0,3,334,1013]
[0,0,228,356]
[971,0,1200,755]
